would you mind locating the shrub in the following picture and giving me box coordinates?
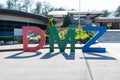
[0,36,14,42]
[58,26,94,43]
[75,29,89,39]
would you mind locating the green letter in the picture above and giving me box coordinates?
[50,25,75,52]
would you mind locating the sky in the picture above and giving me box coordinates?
[1,0,120,11]
[37,0,120,11]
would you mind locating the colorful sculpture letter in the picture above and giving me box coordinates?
[50,25,75,52]
[23,26,46,52]
[82,26,106,52]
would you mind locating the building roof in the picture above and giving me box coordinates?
[95,17,120,22]
[48,11,69,16]
[0,9,48,25]
[48,11,103,19]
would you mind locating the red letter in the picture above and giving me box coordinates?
[23,26,46,52]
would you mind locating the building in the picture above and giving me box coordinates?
[0,9,48,37]
[95,17,120,29]
[69,11,102,26]
[48,11,103,27]
[48,11,120,29]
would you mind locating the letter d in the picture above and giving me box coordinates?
[23,26,46,52]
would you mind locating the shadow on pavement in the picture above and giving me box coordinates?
[5,51,41,59]
[41,52,75,60]
[5,51,75,60]
[80,53,116,60]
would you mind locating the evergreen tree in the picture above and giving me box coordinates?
[114,6,120,17]
[101,10,111,17]
[62,13,72,27]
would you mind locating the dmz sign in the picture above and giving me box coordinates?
[22,25,106,53]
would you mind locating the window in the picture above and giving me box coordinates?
[119,23,120,29]
[107,23,112,29]
[6,24,14,32]
[0,21,5,32]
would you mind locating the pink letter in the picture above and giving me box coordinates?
[23,26,46,52]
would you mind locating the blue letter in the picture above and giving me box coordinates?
[82,26,106,53]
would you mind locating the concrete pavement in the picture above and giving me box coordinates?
[0,43,120,80]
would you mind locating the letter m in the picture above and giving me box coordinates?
[50,25,75,52]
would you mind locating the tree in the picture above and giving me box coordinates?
[31,1,55,15]
[45,18,55,43]
[13,0,18,9]
[42,1,52,16]
[101,10,111,17]
[6,0,14,9]
[22,0,33,12]
[70,8,76,11]
[6,0,34,12]
[0,3,4,8]
[33,1,42,15]
[46,18,54,36]
[55,7,66,11]
[114,6,120,17]
[6,0,21,10]
[54,7,76,11]
[62,13,72,27]
[6,0,22,10]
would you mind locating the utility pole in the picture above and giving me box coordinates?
[79,0,80,25]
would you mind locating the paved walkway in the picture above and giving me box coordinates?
[0,43,120,80]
